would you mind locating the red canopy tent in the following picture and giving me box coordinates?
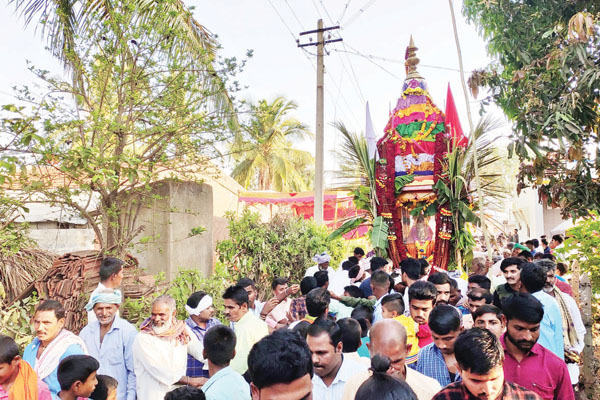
[238,191,369,239]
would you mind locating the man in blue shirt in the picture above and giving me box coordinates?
[359,257,388,297]
[519,262,564,359]
[23,300,87,397]
[201,325,250,400]
[79,289,137,400]
[415,305,463,387]
[184,291,221,378]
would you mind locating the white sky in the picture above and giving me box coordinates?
[0,0,509,180]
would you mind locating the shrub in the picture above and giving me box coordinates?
[556,213,600,293]
[0,295,38,351]
[216,210,344,299]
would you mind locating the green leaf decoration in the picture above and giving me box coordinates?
[352,186,372,212]
[458,202,479,224]
[370,216,389,250]
[327,217,366,241]
[423,201,438,217]
[394,175,415,194]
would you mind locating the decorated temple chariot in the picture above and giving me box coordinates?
[374,37,469,271]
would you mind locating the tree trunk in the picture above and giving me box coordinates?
[578,273,595,396]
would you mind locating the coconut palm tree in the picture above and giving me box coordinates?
[231,98,314,191]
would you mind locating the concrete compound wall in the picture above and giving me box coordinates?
[23,176,241,280]
[28,228,97,254]
[130,180,214,280]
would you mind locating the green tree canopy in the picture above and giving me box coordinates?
[463,2,600,218]
[231,97,314,191]
[11,0,236,114]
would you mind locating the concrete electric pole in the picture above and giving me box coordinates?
[298,20,341,225]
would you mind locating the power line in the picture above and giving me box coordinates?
[267,0,301,43]
[343,0,378,27]
[319,0,336,25]
[337,46,472,73]
[313,1,366,103]
[267,0,317,74]
[310,0,324,20]
[283,0,305,31]
[335,45,402,81]
[330,39,366,103]
[337,0,352,24]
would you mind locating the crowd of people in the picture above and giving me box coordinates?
[0,236,584,400]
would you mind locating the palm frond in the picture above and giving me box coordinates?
[331,122,374,186]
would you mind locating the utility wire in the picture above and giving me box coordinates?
[267,0,301,43]
[338,46,469,73]
[337,0,352,24]
[284,0,305,31]
[310,0,324,20]
[337,40,366,103]
[334,45,402,81]
[318,0,336,25]
[342,0,378,28]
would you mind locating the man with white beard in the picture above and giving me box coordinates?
[132,295,206,400]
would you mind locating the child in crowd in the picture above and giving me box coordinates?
[89,375,118,400]
[380,293,419,365]
[56,355,99,400]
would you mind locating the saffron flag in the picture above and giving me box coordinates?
[445,84,468,147]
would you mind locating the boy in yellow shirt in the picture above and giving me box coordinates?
[380,293,420,365]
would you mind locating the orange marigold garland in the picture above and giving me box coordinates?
[375,136,407,266]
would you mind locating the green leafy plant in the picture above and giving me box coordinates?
[216,209,344,298]
[332,122,377,218]
[556,213,600,292]
[121,266,231,325]
[167,264,230,322]
[327,217,366,241]
[0,294,38,351]
[463,3,600,218]
[434,116,507,270]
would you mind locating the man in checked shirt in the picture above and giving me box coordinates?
[432,328,542,400]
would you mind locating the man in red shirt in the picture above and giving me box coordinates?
[500,293,574,400]
[433,328,541,400]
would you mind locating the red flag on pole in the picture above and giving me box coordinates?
[445,84,468,147]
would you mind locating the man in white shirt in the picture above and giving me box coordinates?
[132,295,206,400]
[306,318,368,400]
[305,251,332,278]
[539,258,586,384]
[342,319,441,400]
[236,278,265,317]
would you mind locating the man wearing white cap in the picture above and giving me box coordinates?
[304,251,331,278]
[79,289,137,400]
[184,291,221,379]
